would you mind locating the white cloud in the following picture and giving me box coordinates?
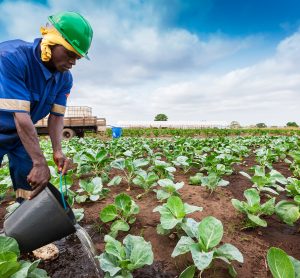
[0,0,298,125]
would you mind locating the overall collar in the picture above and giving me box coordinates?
[33,38,60,83]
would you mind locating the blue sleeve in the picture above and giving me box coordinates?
[50,73,73,116]
[0,55,30,113]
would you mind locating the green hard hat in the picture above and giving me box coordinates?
[48,11,93,59]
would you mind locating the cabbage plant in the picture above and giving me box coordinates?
[76,177,110,203]
[267,247,300,278]
[172,217,243,278]
[132,170,159,198]
[153,179,184,201]
[110,157,148,190]
[96,234,153,278]
[240,166,287,195]
[99,193,139,237]
[189,172,229,194]
[231,188,275,228]
[0,236,49,278]
[286,177,300,203]
[275,200,300,226]
[153,196,202,235]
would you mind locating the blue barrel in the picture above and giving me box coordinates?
[112,126,122,138]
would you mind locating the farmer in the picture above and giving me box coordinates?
[0,11,93,258]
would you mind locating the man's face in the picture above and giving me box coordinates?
[50,45,81,72]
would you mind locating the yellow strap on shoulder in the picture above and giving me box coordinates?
[40,26,81,62]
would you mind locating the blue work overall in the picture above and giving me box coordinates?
[0,38,73,199]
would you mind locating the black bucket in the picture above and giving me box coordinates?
[4,183,76,253]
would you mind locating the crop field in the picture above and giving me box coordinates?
[1,135,300,277]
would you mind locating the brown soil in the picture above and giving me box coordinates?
[0,157,299,278]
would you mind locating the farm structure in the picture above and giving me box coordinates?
[35,106,106,139]
[116,120,229,129]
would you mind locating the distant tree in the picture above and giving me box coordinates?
[154,114,168,121]
[230,121,241,129]
[256,123,267,128]
[286,122,298,127]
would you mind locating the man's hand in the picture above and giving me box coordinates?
[53,150,71,175]
[28,161,50,199]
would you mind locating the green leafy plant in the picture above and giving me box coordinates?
[99,193,139,237]
[189,173,203,185]
[73,149,110,176]
[0,236,49,278]
[73,208,85,222]
[286,177,300,203]
[172,155,192,173]
[132,170,159,198]
[267,247,300,278]
[149,160,176,180]
[172,217,243,278]
[190,172,229,194]
[76,177,110,203]
[153,196,202,235]
[110,157,148,190]
[240,166,287,195]
[153,178,184,201]
[231,188,275,228]
[96,234,154,278]
[275,200,300,226]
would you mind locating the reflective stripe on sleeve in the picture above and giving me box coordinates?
[0,99,30,112]
[16,188,32,199]
[51,104,66,115]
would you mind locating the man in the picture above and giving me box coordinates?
[0,11,93,204]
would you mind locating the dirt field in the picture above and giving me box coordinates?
[1,156,299,278]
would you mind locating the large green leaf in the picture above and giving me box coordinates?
[184,203,203,214]
[160,208,181,230]
[100,205,118,223]
[231,199,247,213]
[167,196,186,219]
[214,243,244,263]
[289,256,300,278]
[171,236,195,257]
[198,216,223,251]
[104,235,126,261]
[247,213,267,227]
[96,149,108,162]
[132,158,149,168]
[97,253,121,277]
[275,201,300,226]
[261,198,275,215]
[179,265,196,278]
[0,236,20,256]
[244,188,260,207]
[0,252,19,278]
[110,220,130,238]
[108,176,122,186]
[267,247,295,278]
[181,218,199,238]
[190,244,213,271]
[10,260,45,278]
[111,159,126,170]
[123,235,153,271]
[115,193,132,212]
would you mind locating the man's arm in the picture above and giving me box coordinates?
[48,114,71,174]
[13,112,50,198]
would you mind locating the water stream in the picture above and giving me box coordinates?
[74,224,102,278]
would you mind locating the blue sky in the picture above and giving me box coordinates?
[0,0,299,126]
